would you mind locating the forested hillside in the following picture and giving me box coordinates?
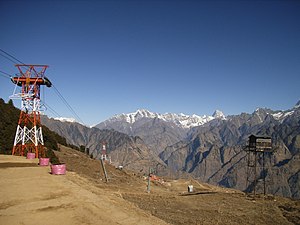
[0,98,69,163]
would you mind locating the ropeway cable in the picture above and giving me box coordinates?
[0,70,12,79]
[0,48,26,65]
[52,84,85,124]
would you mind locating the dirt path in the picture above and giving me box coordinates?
[0,155,169,225]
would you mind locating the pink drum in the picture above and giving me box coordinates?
[39,158,49,166]
[51,164,66,175]
[26,152,36,159]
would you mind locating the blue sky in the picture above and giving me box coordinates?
[0,0,299,126]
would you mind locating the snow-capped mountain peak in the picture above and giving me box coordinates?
[53,117,77,123]
[103,109,226,129]
[294,100,300,109]
[268,100,300,122]
[212,110,226,119]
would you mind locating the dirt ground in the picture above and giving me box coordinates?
[1,146,300,225]
[0,154,168,225]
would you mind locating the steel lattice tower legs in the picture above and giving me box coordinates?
[11,65,51,158]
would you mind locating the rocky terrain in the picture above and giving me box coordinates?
[160,103,300,199]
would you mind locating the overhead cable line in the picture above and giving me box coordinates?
[0,48,25,65]
[0,70,12,79]
[52,84,85,124]
[0,52,19,64]
[43,102,62,118]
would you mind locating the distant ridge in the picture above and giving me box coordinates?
[94,109,226,154]
[97,109,226,129]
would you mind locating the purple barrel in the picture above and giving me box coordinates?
[51,164,66,175]
[26,152,36,159]
[39,158,49,166]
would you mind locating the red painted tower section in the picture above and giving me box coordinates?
[11,65,51,158]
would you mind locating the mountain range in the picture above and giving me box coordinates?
[160,104,300,198]
[44,101,300,199]
[96,109,226,129]
[40,116,167,174]
[95,109,226,154]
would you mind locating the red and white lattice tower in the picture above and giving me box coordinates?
[101,141,108,161]
[10,64,52,158]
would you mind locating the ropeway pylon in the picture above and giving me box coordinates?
[10,64,52,158]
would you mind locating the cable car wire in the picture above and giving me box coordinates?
[0,48,25,65]
[0,70,12,79]
[0,52,19,65]
[43,102,62,118]
[52,84,85,124]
